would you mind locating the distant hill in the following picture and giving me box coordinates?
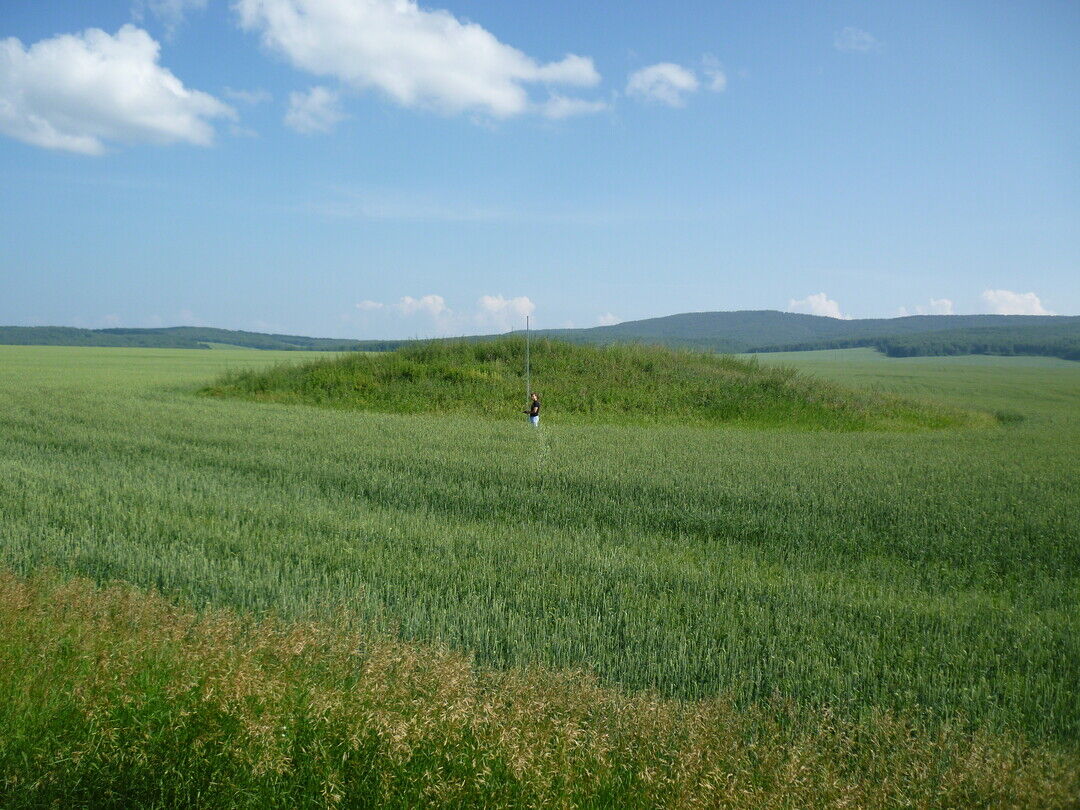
[528,311,1080,357]
[3,312,1077,360]
[0,326,401,352]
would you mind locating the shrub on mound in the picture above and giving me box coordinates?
[202,338,988,430]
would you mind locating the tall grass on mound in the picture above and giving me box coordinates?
[202,338,985,430]
[1,573,1075,809]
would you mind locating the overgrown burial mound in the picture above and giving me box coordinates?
[202,338,989,430]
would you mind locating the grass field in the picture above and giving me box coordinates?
[1,345,1077,805]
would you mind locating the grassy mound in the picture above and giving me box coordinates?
[202,338,987,430]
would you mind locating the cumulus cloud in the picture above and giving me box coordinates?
[0,25,234,154]
[235,0,600,118]
[788,292,846,319]
[597,313,620,326]
[981,289,1053,316]
[398,294,449,318]
[834,27,881,53]
[475,294,535,331]
[285,85,344,133]
[626,62,699,107]
[539,94,608,120]
[922,297,955,315]
[478,294,535,318]
[355,299,384,311]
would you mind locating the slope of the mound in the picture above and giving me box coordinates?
[202,339,988,430]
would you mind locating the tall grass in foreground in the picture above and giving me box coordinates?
[1,572,1075,809]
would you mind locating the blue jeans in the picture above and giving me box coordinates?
[529,415,539,426]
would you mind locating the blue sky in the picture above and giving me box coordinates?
[1,0,1077,338]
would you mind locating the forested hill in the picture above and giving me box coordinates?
[869,323,1080,361]
[531,311,1079,356]
[3,312,1077,360]
[0,326,401,352]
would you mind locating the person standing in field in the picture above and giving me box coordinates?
[525,392,540,426]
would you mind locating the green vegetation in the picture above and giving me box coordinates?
[202,337,987,430]
[536,310,1079,356]
[2,572,1074,809]
[0,325,401,351]
[6,311,1078,362]
[0,345,1077,804]
[868,324,1080,361]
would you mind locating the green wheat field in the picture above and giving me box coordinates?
[1,344,1077,807]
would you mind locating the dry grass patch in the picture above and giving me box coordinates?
[1,572,1075,809]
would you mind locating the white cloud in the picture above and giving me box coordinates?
[224,87,272,105]
[0,25,234,154]
[101,314,122,327]
[398,294,449,318]
[981,289,1053,316]
[132,0,209,33]
[899,297,955,317]
[787,292,846,319]
[475,294,535,331]
[834,27,881,53]
[478,294,535,318]
[626,62,699,106]
[921,297,954,315]
[285,85,344,133]
[177,308,203,325]
[235,0,600,118]
[597,313,620,326]
[701,54,727,92]
[355,300,384,311]
[539,94,608,120]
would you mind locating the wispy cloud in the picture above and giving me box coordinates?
[285,86,345,134]
[224,87,272,105]
[539,94,609,120]
[355,300,385,311]
[131,0,208,35]
[833,27,882,54]
[626,62,699,107]
[597,313,620,326]
[310,188,504,222]
[898,298,954,316]
[701,54,727,92]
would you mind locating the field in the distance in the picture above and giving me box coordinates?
[1,345,1077,806]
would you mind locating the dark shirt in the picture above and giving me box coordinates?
[529,399,540,416]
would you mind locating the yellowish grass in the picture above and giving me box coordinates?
[1,572,1075,808]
